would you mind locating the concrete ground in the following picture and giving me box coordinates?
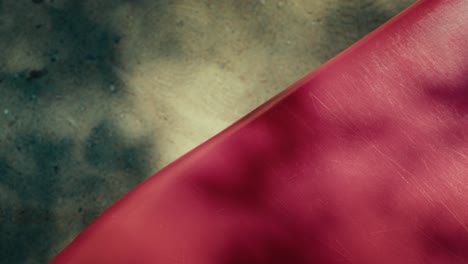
[0,0,414,262]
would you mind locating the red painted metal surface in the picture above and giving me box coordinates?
[52,0,468,263]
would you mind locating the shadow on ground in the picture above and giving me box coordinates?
[319,0,415,62]
[0,0,157,263]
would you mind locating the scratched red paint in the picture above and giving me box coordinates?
[51,0,468,263]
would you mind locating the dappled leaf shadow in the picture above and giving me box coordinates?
[420,216,468,262]
[0,125,153,262]
[0,134,72,263]
[320,0,415,62]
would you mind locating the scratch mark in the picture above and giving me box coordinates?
[450,149,468,159]
[329,239,352,262]
[367,142,435,204]
[370,227,407,235]
[310,93,332,112]
[283,105,317,132]
[421,158,430,172]
[439,200,468,234]
[448,174,468,193]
